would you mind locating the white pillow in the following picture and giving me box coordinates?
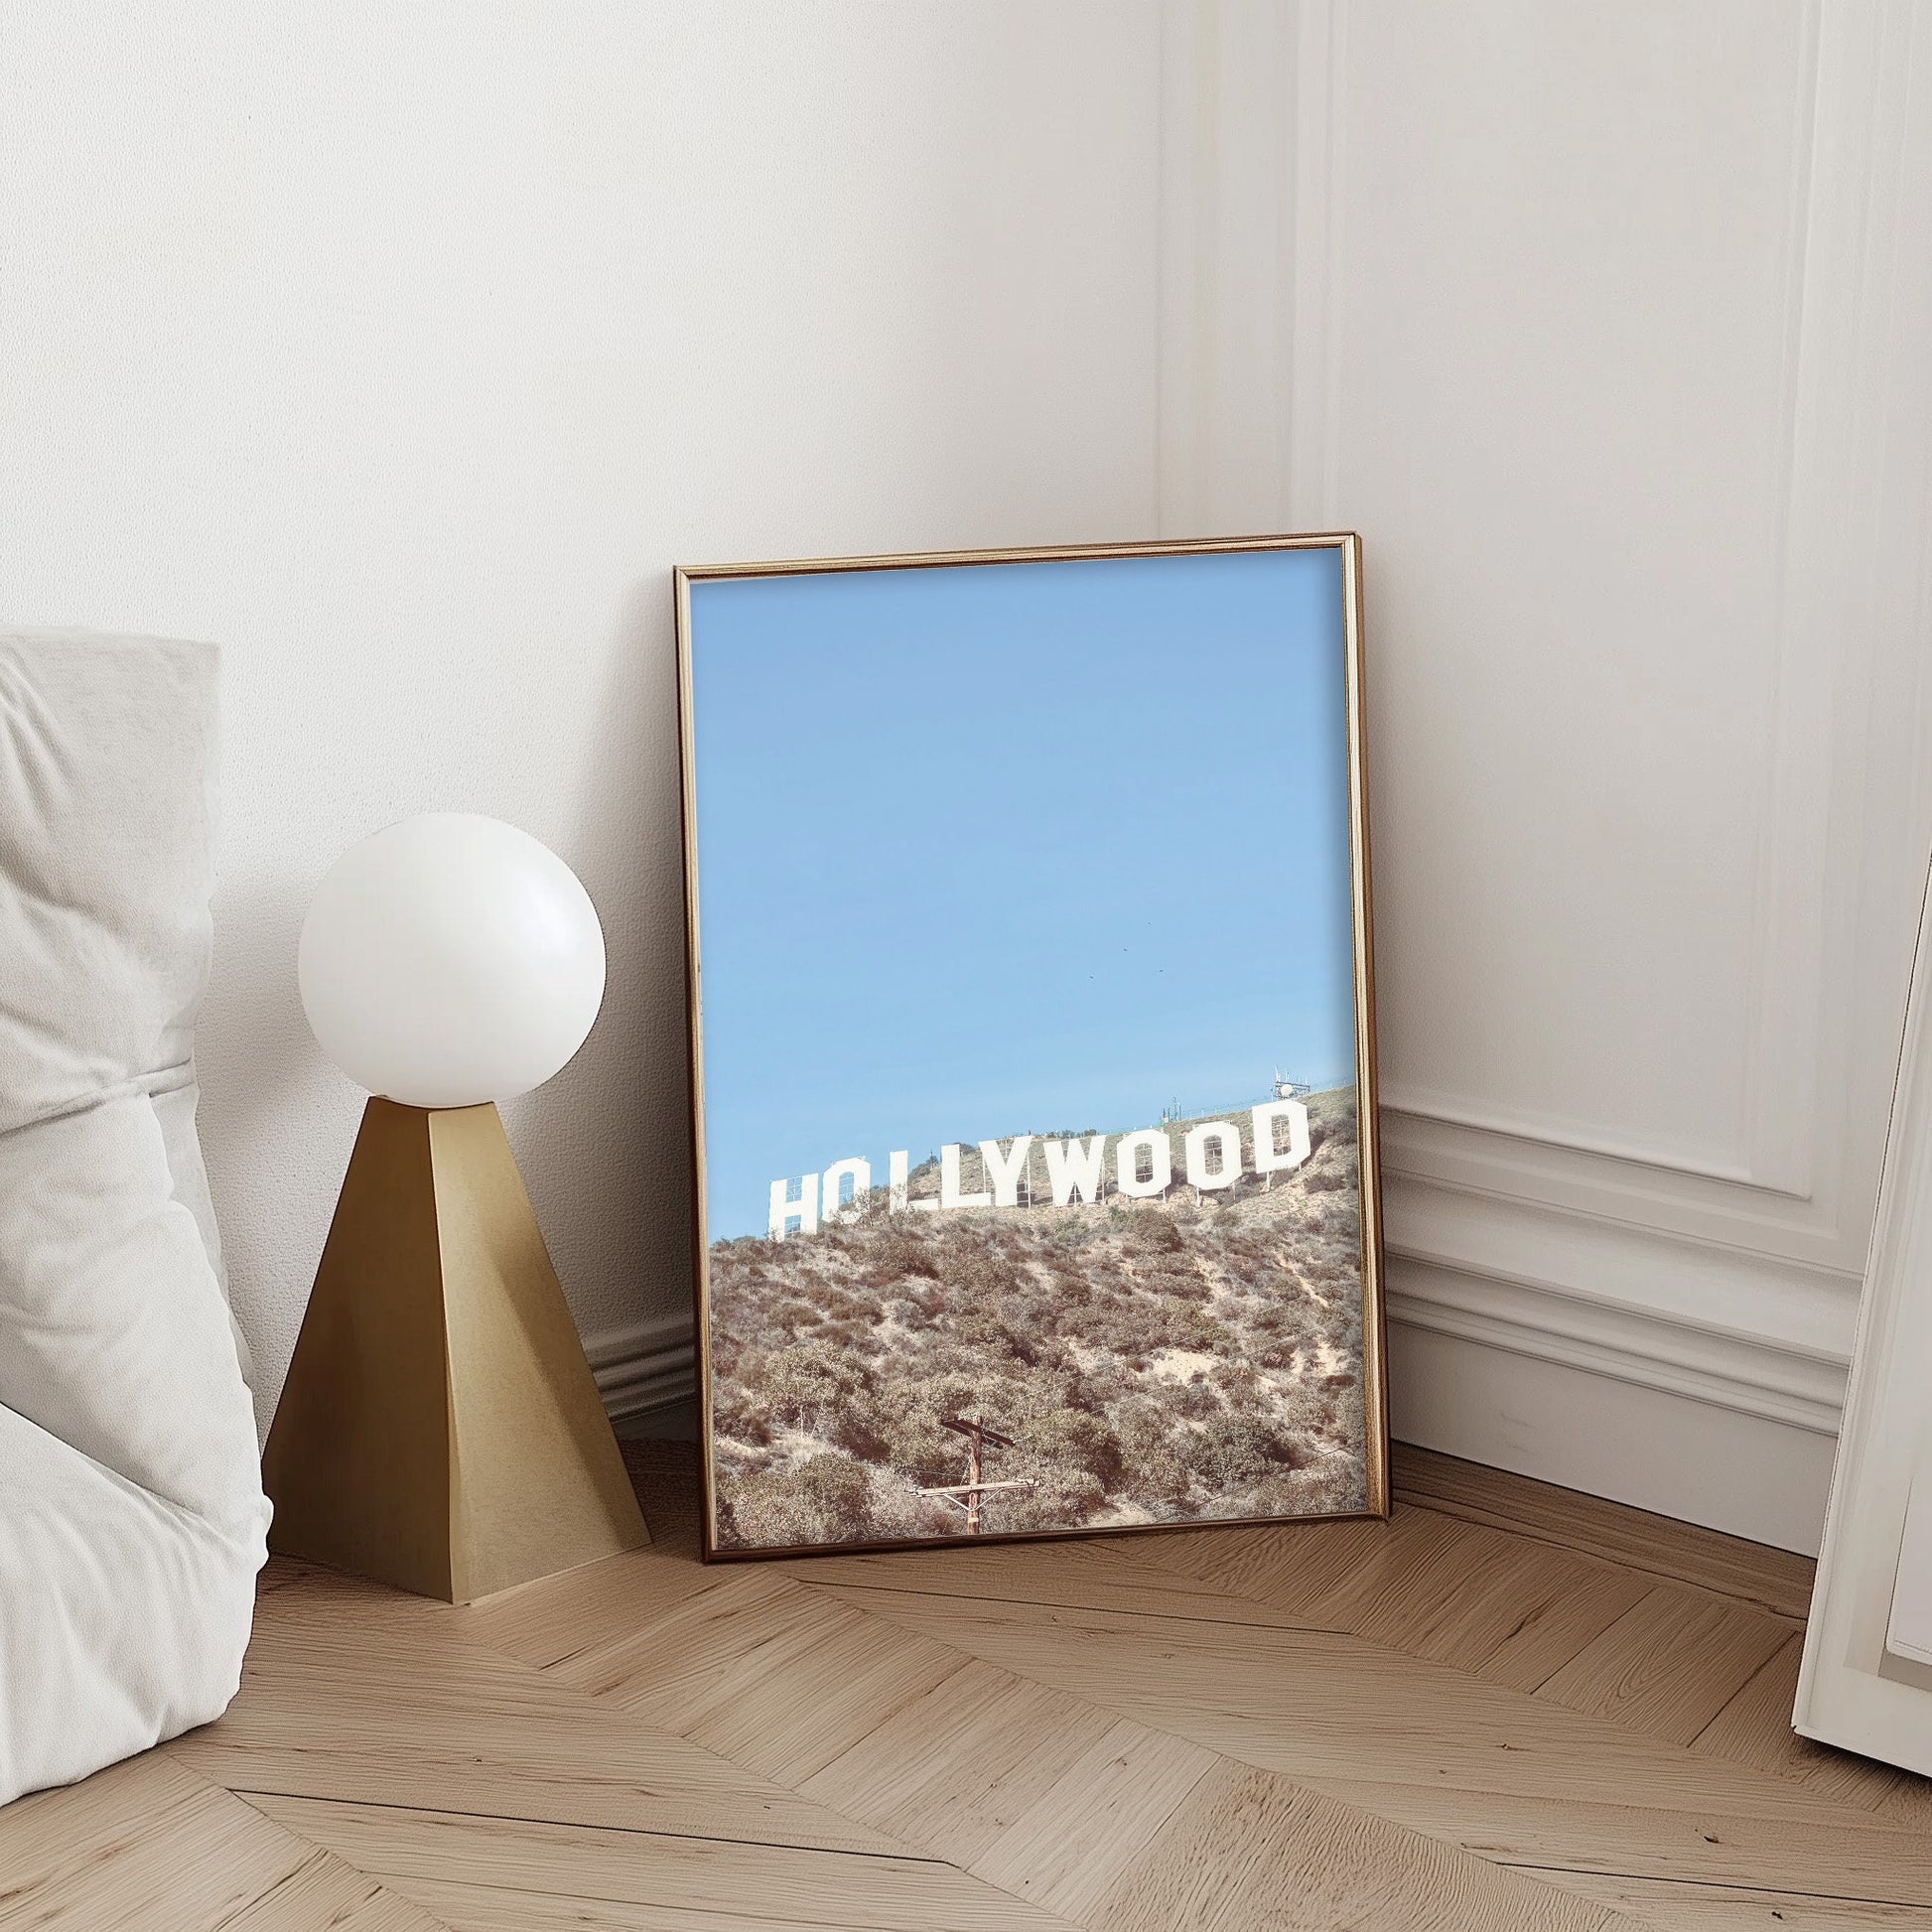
[0,630,269,1803]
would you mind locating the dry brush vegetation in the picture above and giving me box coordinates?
[707,1087,1367,1552]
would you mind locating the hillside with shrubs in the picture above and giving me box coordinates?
[707,1086,1368,1552]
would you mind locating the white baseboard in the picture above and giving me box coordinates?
[1383,1161,1858,1556]
[1388,1312,1838,1556]
[585,1309,695,1430]
[581,1172,1858,1556]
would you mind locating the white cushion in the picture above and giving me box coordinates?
[0,630,268,1805]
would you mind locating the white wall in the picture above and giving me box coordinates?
[0,3,1163,1433]
[7,2,1930,1554]
[1161,0,1932,1549]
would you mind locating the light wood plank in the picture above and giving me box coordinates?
[804,1583,1871,1825]
[1304,1778,1932,1908]
[800,1658,1125,1865]
[777,1535,1322,1631]
[251,1793,1077,1931]
[16,1441,1922,1931]
[1874,1773,1932,1831]
[1272,1502,1658,1691]
[1102,1514,1389,1621]
[1538,1585,1795,1744]
[495,1516,1686,1926]
[1392,1445,1817,1620]
[1534,1867,1932,1928]
[550,1564,967,1786]
[172,1562,910,1858]
[791,1626,1650,1930]
[455,1539,719,1671]
[1280,1499,1483,1629]
[798,1580,1932,1903]
[384,1876,1037,1932]
[1475,1564,1658,1694]
[221,1846,454,1930]
[1118,1495,1659,1696]
[1088,1759,1622,1931]
[971,1721,1216,1921]
[1692,1634,1918,1813]
[0,1753,445,1931]
[0,1755,303,1928]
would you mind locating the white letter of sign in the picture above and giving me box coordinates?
[980,1136,1034,1207]
[940,1143,993,1210]
[1043,1134,1106,1206]
[1116,1128,1173,1199]
[889,1149,938,1214]
[821,1157,870,1224]
[768,1172,819,1240]
[1251,1099,1311,1175]
[1184,1119,1242,1190]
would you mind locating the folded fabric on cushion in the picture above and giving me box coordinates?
[0,630,268,1805]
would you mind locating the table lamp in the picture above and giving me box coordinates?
[262,812,648,1601]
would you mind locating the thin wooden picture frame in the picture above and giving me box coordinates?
[675,533,1385,1562]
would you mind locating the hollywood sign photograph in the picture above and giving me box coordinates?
[704,1081,1366,1552]
[767,1096,1314,1237]
[681,538,1381,1557]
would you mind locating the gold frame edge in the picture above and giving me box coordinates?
[673,532,1387,1561]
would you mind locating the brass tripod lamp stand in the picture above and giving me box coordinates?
[263,812,648,1601]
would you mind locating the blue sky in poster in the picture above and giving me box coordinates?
[688,547,1357,1238]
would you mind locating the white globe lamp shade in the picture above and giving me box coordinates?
[299,813,606,1109]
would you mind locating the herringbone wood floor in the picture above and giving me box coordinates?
[6,1443,1931,1929]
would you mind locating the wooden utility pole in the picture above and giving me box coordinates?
[920,1414,1031,1533]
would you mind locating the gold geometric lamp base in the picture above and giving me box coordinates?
[264,1096,649,1602]
[273,812,648,1604]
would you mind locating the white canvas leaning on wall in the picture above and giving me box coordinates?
[1887,1469,1932,1671]
[1797,874,1932,1774]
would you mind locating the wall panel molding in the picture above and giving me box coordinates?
[587,3,1932,1555]
[1156,0,1294,536]
[1155,0,1932,1547]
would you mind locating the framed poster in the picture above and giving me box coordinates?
[676,535,1385,1561]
